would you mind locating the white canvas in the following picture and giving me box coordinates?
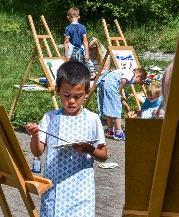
[43,58,64,85]
[112,49,138,71]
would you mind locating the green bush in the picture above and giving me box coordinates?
[1,0,179,28]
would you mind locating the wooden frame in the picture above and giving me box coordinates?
[9,15,65,120]
[85,18,146,111]
[123,38,179,217]
[0,106,52,217]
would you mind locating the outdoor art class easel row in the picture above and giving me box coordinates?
[9,15,65,120]
[124,39,179,217]
[85,19,146,112]
[10,16,145,118]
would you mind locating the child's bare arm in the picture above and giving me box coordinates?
[64,36,70,61]
[83,35,89,60]
[128,111,138,118]
[25,123,46,156]
[91,144,107,161]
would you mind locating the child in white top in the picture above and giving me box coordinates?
[25,61,107,217]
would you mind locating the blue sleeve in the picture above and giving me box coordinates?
[141,99,150,110]
[64,25,70,36]
[81,24,87,35]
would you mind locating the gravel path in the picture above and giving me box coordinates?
[0,130,124,217]
[142,51,174,61]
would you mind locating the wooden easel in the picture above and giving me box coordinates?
[9,15,65,119]
[85,19,146,111]
[123,38,179,217]
[0,106,52,216]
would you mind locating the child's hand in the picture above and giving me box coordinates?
[73,143,95,154]
[24,123,39,136]
[128,111,137,118]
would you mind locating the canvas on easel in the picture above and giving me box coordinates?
[85,19,146,112]
[0,105,52,217]
[123,38,179,217]
[109,46,139,71]
[9,15,65,120]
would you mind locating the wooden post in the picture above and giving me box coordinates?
[147,40,179,217]
[114,19,127,46]
[40,15,61,57]
[0,185,12,217]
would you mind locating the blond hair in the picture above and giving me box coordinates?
[89,37,108,65]
[146,84,162,98]
[133,68,147,81]
[67,7,80,19]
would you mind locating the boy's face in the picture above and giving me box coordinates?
[58,79,88,116]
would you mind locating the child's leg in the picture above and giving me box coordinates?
[106,116,114,132]
[104,116,114,138]
[113,118,125,140]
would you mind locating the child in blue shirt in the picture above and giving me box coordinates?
[140,84,163,118]
[97,68,147,140]
[64,7,89,62]
[129,84,163,119]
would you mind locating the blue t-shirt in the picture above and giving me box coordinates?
[141,96,163,111]
[64,23,86,48]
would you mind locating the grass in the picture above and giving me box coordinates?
[0,12,175,126]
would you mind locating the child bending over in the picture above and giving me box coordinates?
[64,7,89,62]
[97,68,147,140]
[25,61,107,217]
[129,84,163,119]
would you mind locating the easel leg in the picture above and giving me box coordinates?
[0,185,12,217]
[9,51,36,120]
[51,92,58,109]
[19,189,39,217]
[84,51,109,106]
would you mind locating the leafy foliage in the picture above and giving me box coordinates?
[1,0,179,28]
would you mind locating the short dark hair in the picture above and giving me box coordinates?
[56,61,91,92]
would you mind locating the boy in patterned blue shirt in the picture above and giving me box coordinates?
[64,7,89,62]
[25,61,107,217]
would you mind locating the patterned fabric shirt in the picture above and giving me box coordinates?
[39,108,105,217]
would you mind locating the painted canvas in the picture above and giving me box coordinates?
[40,57,64,86]
[111,49,138,70]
